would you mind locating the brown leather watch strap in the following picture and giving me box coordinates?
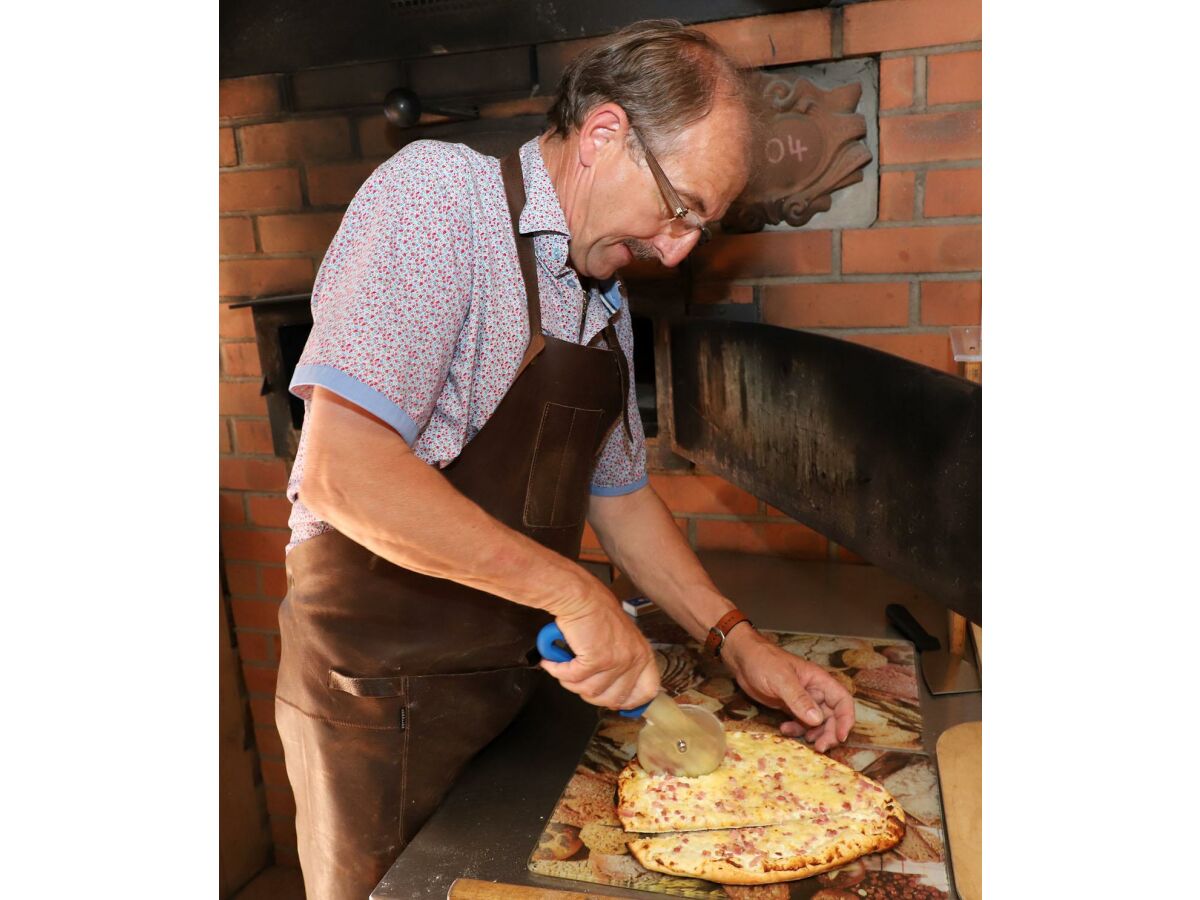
[705,609,753,659]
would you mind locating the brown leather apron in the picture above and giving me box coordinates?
[275,151,631,900]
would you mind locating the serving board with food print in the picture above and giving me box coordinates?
[527,626,951,899]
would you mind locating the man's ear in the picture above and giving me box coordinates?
[577,102,630,168]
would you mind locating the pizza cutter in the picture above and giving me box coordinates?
[537,622,726,777]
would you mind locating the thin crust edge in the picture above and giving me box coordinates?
[627,816,907,885]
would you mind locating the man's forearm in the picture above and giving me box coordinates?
[301,388,597,617]
[587,486,738,643]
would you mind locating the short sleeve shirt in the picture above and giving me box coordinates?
[285,137,648,550]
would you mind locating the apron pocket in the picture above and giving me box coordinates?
[327,669,406,699]
[400,663,541,844]
[302,668,409,731]
[524,401,603,528]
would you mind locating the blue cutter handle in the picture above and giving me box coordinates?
[536,622,650,718]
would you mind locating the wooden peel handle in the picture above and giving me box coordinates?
[447,878,619,899]
[947,609,981,673]
[947,609,968,658]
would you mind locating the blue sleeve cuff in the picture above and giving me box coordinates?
[290,364,421,445]
[589,473,649,497]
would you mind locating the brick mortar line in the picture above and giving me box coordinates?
[248,205,354,216]
[671,512,822,524]
[222,458,280,471]
[221,163,382,183]
[225,579,270,595]
[220,162,306,174]
[925,101,984,113]
[832,230,842,278]
[831,8,844,59]
[914,170,927,221]
[218,207,313,219]
[298,162,314,208]
[709,272,977,285]
[868,215,980,228]
[880,160,979,172]
[880,42,981,59]
[220,108,362,128]
[915,56,927,111]
[751,272,980,284]
[219,251,316,261]
[279,69,296,116]
[908,281,921,327]
[802,325,962,335]
[868,217,979,229]
[227,154,359,170]
[879,101,980,118]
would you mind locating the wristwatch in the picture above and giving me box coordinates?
[705,609,753,659]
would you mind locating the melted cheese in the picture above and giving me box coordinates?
[618,732,895,834]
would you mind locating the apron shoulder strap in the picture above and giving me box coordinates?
[601,322,634,446]
[499,152,545,371]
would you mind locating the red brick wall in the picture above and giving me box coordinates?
[219,0,981,864]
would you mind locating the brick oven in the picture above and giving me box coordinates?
[219,0,982,881]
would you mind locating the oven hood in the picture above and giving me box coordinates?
[220,0,833,79]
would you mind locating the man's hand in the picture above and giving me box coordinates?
[538,587,660,712]
[722,628,855,752]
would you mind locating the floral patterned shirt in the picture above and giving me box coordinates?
[285,137,647,550]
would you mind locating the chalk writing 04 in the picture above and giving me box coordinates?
[765,133,809,165]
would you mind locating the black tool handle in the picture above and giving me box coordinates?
[885,604,941,652]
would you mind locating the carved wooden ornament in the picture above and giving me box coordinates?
[722,73,872,232]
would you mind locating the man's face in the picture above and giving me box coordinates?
[568,101,751,280]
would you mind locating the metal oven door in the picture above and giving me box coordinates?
[661,318,981,624]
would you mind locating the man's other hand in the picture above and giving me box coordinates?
[722,628,856,752]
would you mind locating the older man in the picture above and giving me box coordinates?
[276,19,855,899]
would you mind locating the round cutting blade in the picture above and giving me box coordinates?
[636,703,727,777]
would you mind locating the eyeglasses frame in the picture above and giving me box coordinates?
[629,125,712,246]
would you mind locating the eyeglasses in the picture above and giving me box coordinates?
[630,126,712,246]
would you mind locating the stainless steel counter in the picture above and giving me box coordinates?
[372,552,981,899]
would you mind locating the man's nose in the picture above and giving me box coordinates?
[652,229,702,268]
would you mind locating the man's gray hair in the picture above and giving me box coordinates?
[546,19,754,162]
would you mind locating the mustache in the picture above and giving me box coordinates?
[621,239,658,261]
